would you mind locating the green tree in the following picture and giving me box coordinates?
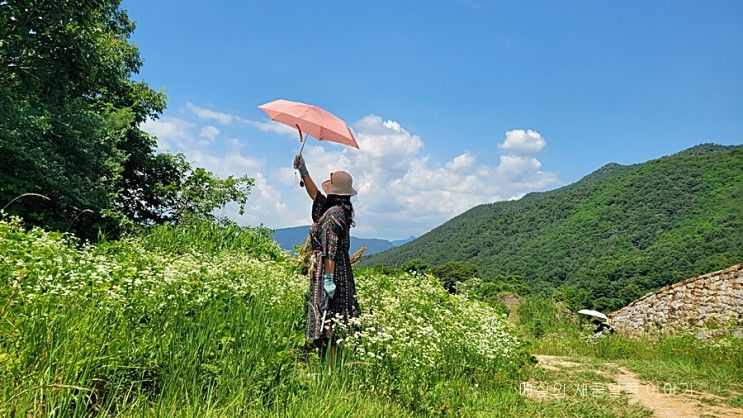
[401,258,430,273]
[459,274,530,302]
[618,283,644,305]
[553,285,593,311]
[0,0,252,237]
[159,164,254,224]
[430,261,479,292]
[1,1,147,235]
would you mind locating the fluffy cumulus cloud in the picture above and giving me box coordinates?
[142,103,559,240]
[498,129,546,154]
[214,171,307,228]
[187,101,296,136]
[446,153,475,171]
[295,116,558,239]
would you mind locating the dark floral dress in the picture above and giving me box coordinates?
[305,192,360,342]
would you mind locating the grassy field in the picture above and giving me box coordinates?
[1,216,531,416]
[2,215,740,416]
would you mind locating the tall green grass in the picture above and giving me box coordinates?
[139,221,283,259]
[6,216,722,416]
[0,216,529,416]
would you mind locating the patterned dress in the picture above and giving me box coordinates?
[305,192,360,343]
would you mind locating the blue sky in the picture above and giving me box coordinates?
[125,0,743,239]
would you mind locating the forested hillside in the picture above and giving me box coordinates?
[363,144,743,311]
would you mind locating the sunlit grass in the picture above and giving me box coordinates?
[0,216,526,416]
[4,215,737,416]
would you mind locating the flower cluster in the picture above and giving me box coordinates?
[333,270,524,379]
[0,216,306,319]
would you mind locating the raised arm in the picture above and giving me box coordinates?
[294,155,318,200]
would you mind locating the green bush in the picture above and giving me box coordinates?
[516,296,577,339]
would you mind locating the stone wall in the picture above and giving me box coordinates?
[610,264,743,334]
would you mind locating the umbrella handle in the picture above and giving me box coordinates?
[296,124,306,187]
[295,124,303,143]
[298,136,307,156]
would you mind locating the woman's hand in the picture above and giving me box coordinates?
[294,154,318,200]
[293,155,308,176]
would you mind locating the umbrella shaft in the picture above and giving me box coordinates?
[297,137,307,187]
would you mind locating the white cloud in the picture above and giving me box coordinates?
[295,116,559,239]
[495,154,542,178]
[185,102,300,139]
[140,107,308,230]
[186,102,243,124]
[141,117,192,140]
[355,115,423,159]
[200,125,220,141]
[187,151,262,179]
[498,129,546,154]
[141,117,195,150]
[446,152,475,171]
[245,119,299,137]
[216,172,309,228]
[143,102,560,240]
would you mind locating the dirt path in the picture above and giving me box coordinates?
[534,355,742,418]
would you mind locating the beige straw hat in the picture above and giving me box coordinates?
[321,170,358,196]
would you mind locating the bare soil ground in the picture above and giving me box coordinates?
[533,355,743,418]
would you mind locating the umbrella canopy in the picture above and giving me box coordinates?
[258,99,359,149]
[577,309,609,321]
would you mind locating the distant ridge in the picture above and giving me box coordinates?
[362,144,743,311]
[271,225,416,255]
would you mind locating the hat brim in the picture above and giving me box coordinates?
[322,179,358,196]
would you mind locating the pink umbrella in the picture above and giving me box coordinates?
[257,99,359,154]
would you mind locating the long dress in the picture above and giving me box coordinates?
[305,192,360,343]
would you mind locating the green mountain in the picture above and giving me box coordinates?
[271,225,416,255]
[362,144,743,311]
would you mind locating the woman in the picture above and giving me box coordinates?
[293,154,360,354]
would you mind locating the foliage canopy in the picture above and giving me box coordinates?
[0,0,252,238]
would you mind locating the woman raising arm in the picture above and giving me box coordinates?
[292,154,360,359]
